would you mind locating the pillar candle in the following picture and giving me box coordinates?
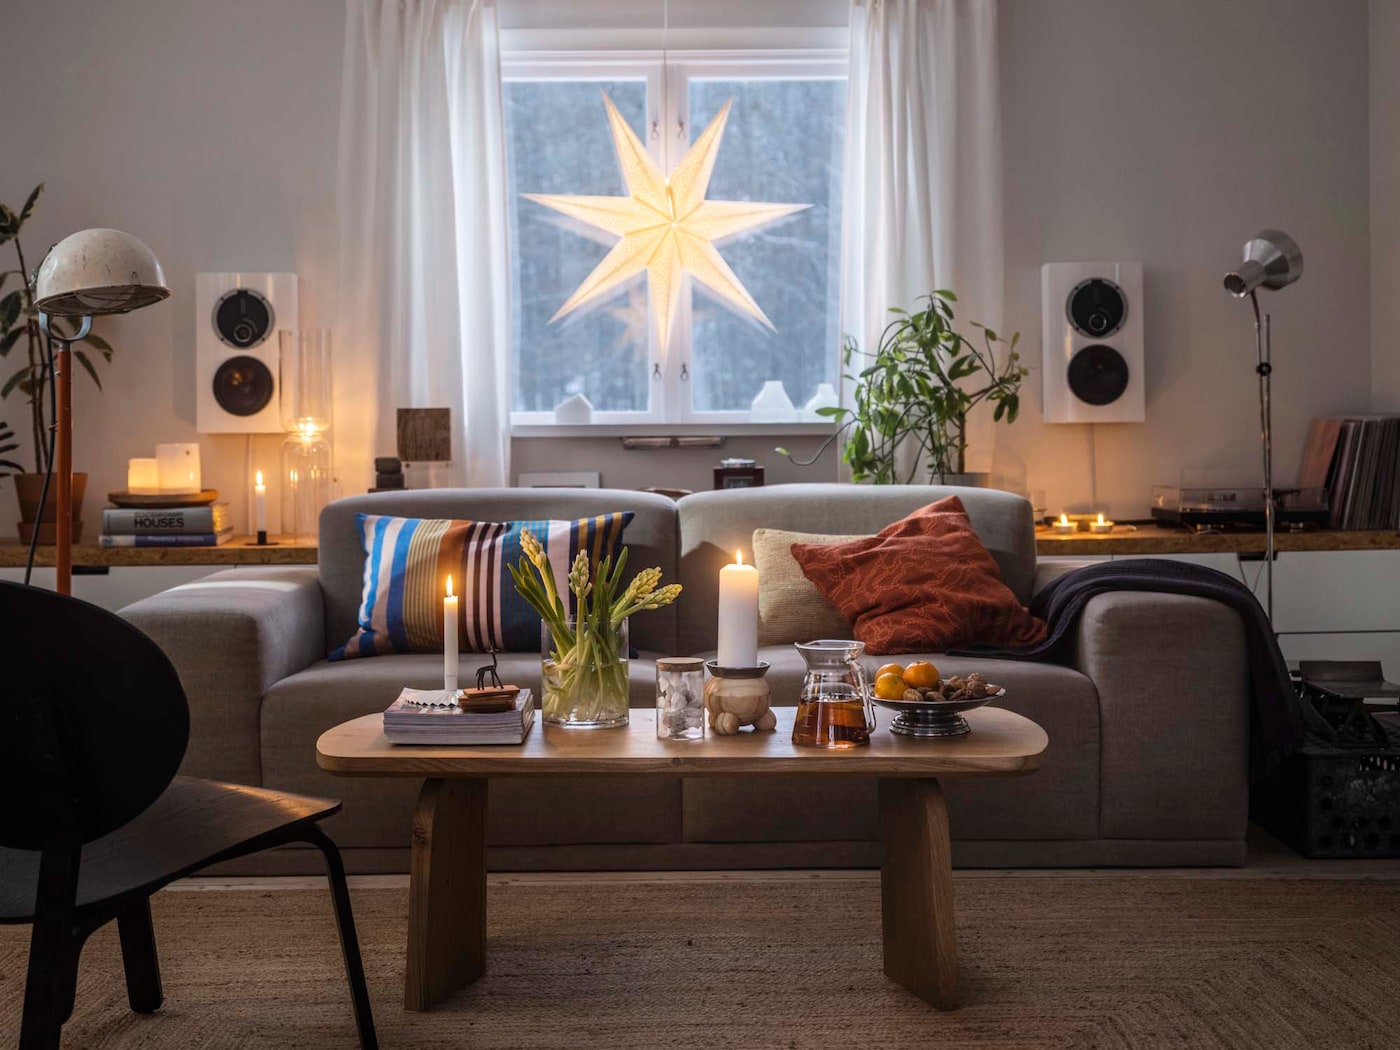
[254,470,267,534]
[717,550,759,668]
[444,575,459,693]
[127,457,160,494]
[156,443,201,494]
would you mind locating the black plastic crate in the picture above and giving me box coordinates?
[1253,727,1400,859]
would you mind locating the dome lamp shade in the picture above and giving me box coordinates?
[34,227,170,317]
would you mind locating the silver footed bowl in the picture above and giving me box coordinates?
[869,688,1007,738]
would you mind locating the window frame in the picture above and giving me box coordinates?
[502,48,848,432]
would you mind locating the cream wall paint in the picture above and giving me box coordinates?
[0,0,1378,519]
[1374,0,1400,411]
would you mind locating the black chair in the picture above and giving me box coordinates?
[0,582,377,1049]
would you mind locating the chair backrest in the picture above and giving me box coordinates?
[0,582,189,850]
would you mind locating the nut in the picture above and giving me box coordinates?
[903,688,922,702]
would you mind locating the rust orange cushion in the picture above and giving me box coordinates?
[790,496,1047,655]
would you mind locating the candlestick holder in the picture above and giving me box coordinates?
[703,661,776,735]
[253,531,277,546]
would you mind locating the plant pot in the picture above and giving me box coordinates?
[14,472,87,545]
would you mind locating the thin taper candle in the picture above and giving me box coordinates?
[444,574,460,694]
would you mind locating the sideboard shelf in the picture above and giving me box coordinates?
[0,536,318,568]
[1033,525,1400,557]
[4,526,1398,568]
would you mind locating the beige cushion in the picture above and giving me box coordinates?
[752,527,862,645]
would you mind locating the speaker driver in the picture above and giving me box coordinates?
[212,355,275,417]
[1067,344,1130,406]
[1066,277,1127,338]
[213,288,275,349]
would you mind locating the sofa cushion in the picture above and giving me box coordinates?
[791,496,1047,654]
[752,527,856,645]
[682,645,1100,844]
[319,489,681,656]
[259,652,681,850]
[676,485,1037,654]
[330,510,633,660]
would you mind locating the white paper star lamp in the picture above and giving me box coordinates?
[524,95,809,354]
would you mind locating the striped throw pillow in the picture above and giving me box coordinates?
[330,511,634,660]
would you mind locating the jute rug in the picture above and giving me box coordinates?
[2,873,1398,1049]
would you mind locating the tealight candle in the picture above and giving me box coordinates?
[1090,512,1115,534]
[127,457,160,495]
[717,550,759,668]
[1051,513,1077,536]
[444,574,459,693]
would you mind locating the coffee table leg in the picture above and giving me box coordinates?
[405,777,487,1011]
[878,776,958,1009]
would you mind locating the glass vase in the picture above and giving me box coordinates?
[280,433,336,542]
[540,617,630,728]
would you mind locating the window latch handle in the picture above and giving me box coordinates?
[676,118,687,140]
[652,362,662,380]
[650,119,660,141]
[680,363,689,381]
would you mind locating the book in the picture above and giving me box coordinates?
[98,528,235,548]
[1310,415,1400,530]
[383,688,535,745]
[102,502,229,535]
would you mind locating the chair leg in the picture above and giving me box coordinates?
[19,923,80,1050]
[302,824,378,1050]
[117,897,164,1013]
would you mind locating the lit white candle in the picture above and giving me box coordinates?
[717,550,759,668]
[254,470,267,534]
[156,442,201,494]
[444,574,459,693]
[1090,512,1115,534]
[127,457,160,494]
[1051,512,1077,536]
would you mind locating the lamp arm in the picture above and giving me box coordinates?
[1248,290,1275,627]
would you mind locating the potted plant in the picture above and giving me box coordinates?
[779,290,1027,485]
[1,184,117,543]
[510,531,682,728]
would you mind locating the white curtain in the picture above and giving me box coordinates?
[842,0,1003,474]
[337,0,511,489]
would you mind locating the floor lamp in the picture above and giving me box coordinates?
[1223,229,1304,626]
[33,228,169,595]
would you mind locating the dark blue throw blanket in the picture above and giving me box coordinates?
[966,558,1324,781]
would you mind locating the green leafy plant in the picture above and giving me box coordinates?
[1,183,117,474]
[779,290,1027,484]
[510,530,681,725]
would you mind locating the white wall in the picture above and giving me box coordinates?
[999,0,1372,520]
[0,0,343,535]
[0,0,1380,519]
[1374,0,1400,411]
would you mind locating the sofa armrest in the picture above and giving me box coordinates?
[1070,591,1250,842]
[121,567,325,785]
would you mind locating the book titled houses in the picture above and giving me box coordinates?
[102,502,230,535]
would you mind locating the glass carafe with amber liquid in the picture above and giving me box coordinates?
[792,639,876,749]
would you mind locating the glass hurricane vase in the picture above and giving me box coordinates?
[540,617,630,728]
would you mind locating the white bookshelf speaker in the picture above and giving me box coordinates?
[1041,261,1144,423]
[195,272,297,433]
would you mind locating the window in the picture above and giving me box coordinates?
[503,51,846,426]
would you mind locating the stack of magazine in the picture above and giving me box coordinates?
[383,687,535,745]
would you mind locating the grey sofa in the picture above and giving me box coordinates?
[121,484,1250,873]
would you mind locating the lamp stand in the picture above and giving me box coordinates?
[1250,291,1275,627]
[38,313,91,597]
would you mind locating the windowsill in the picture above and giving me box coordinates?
[511,422,838,439]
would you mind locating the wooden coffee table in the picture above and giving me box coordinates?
[316,707,1047,1012]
